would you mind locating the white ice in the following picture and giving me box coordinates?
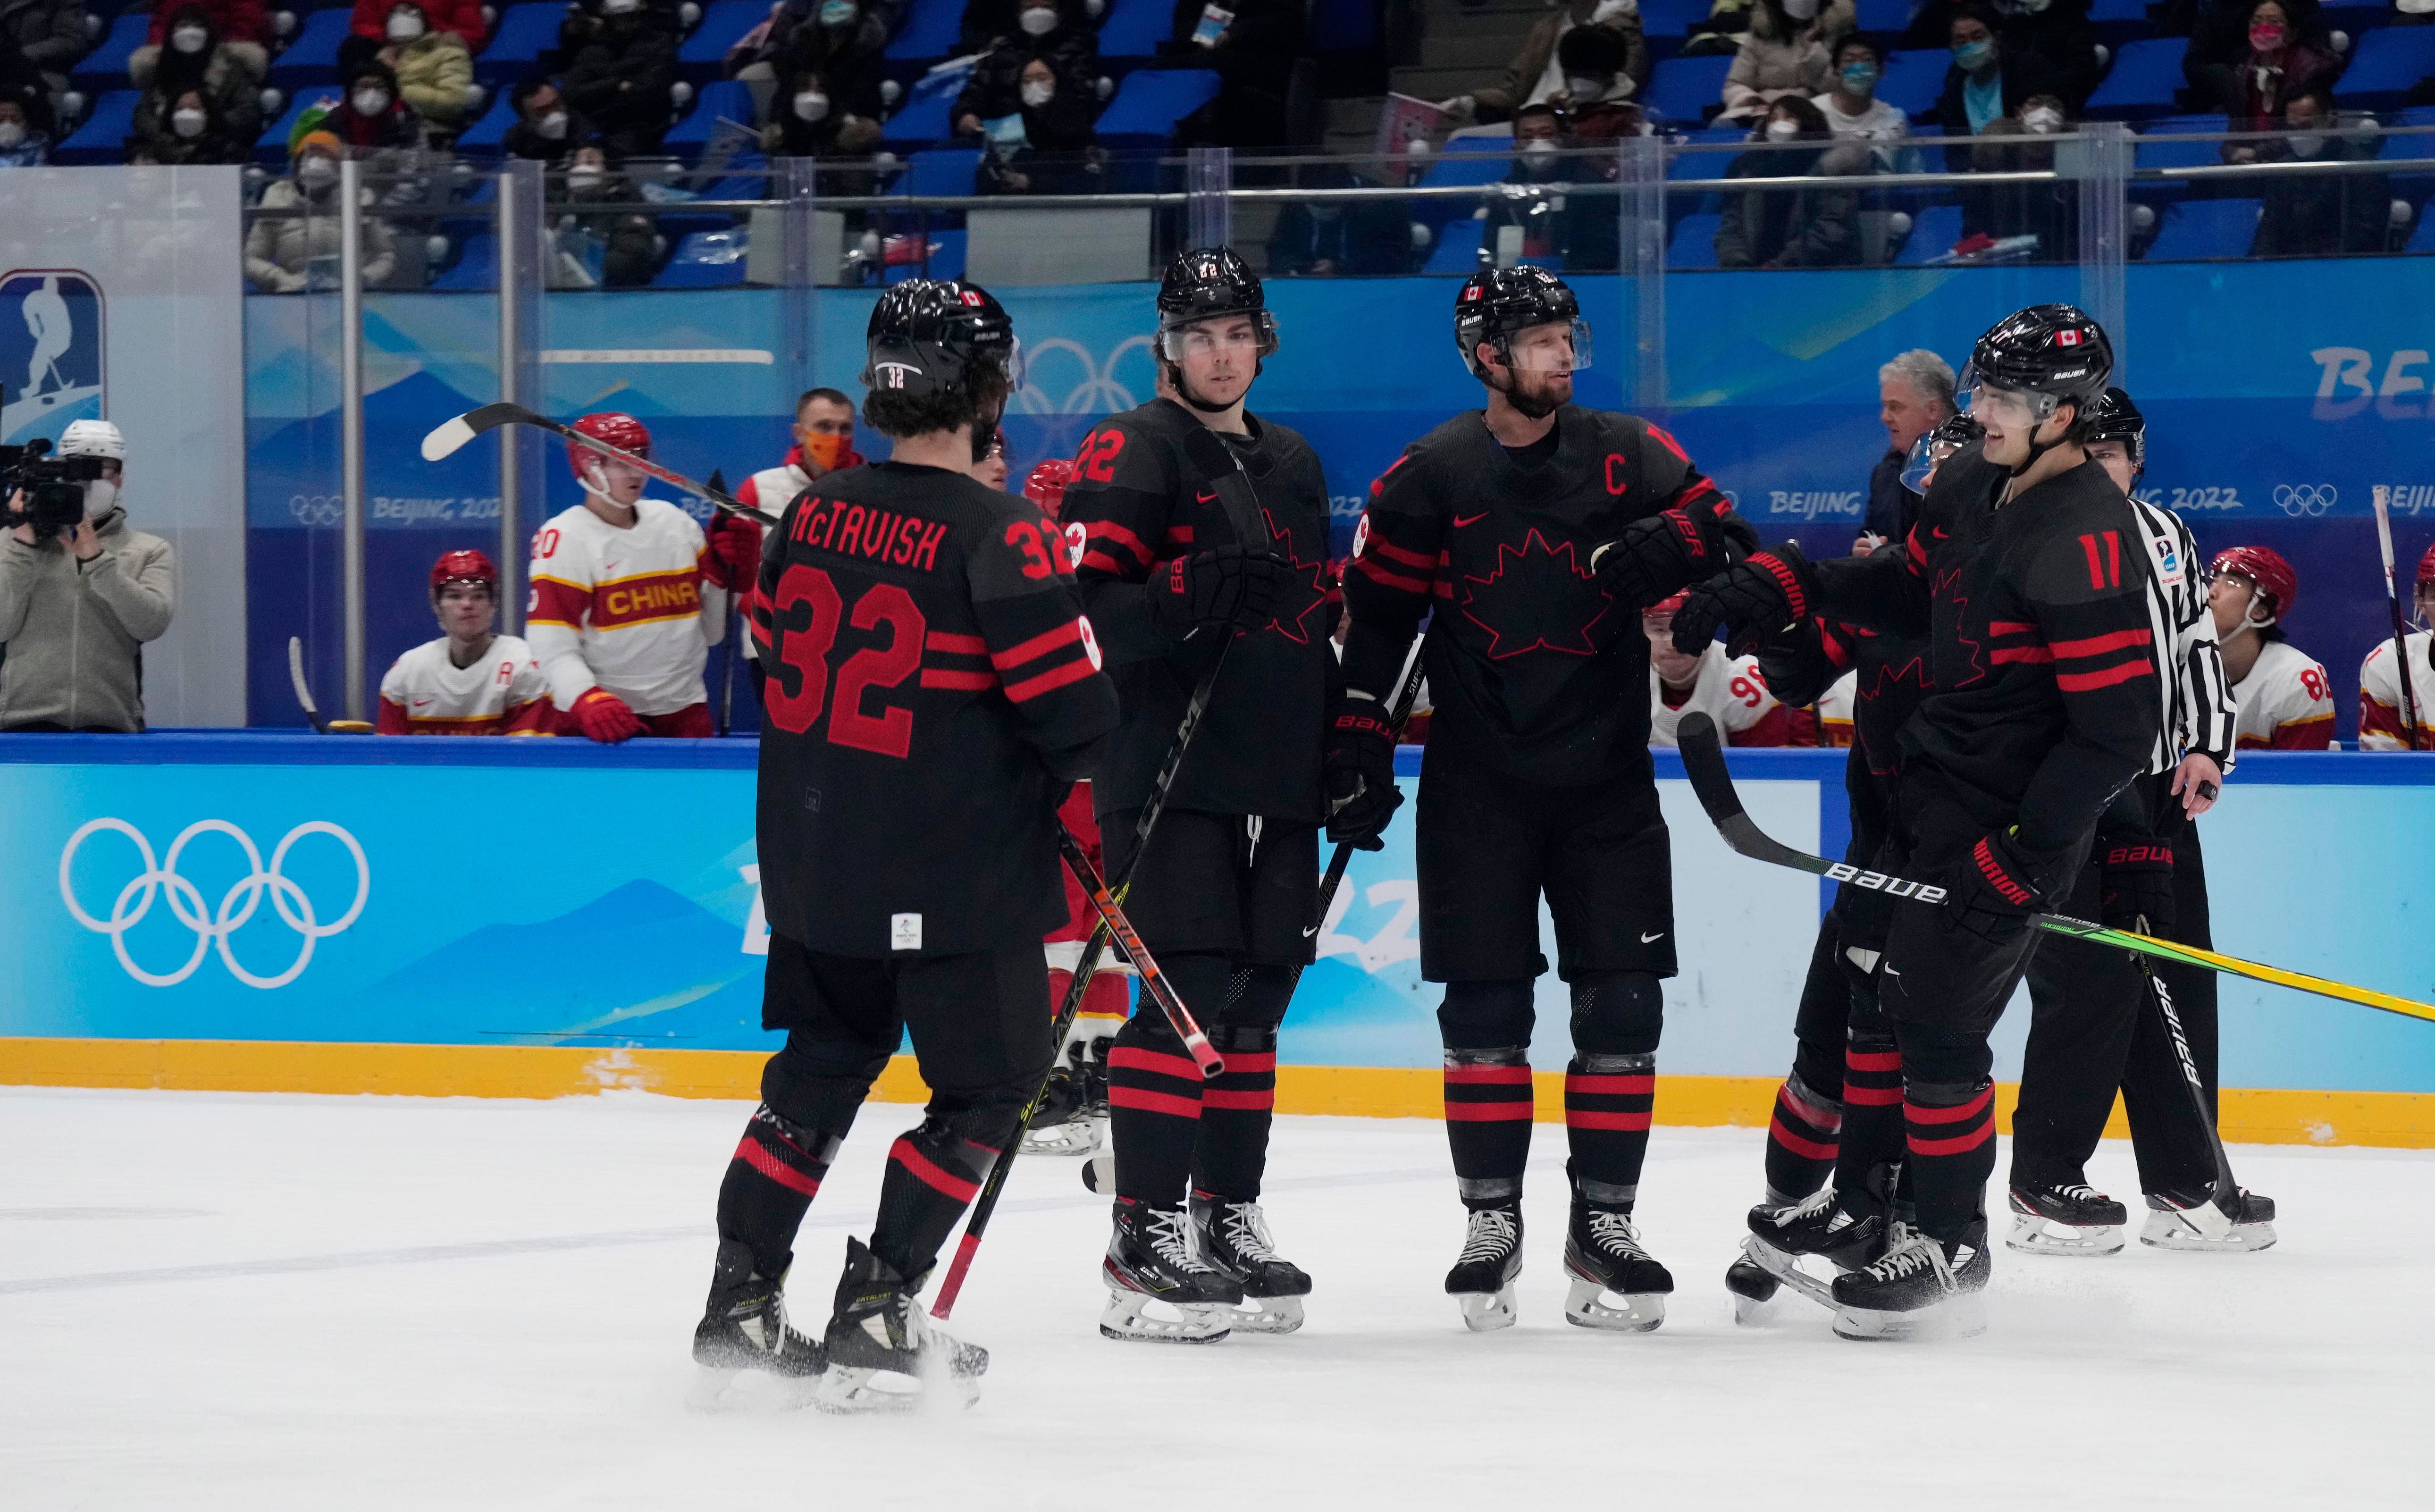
[1,1087,2424,1510]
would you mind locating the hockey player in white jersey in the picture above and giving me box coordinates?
[2359,541,2435,751]
[2206,546,2334,751]
[1643,591,1799,748]
[527,412,758,741]
[378,549,553,735]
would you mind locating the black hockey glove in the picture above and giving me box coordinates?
[1590,502,1727,611]
[2097,834,2176,934]
[1148,546,1294,641]
[1670,543,1820,659]
[1948,827,2065,945]
[1322,700,1402,851]
[1754,619,1837,710]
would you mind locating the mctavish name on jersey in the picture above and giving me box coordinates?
[786,496,951,571]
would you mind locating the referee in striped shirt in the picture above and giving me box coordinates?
[2007,388,2274,1256]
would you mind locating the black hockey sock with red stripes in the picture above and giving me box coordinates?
[1831,988,1906,1206]
[1764,1068,1844,1203]
[716,1103,845,1279]
[1108,953,1228,1208]
[1443,1046,1535,1206]
[1192,1008,1285,1201]
[869,1116,1004,1284]
[1898,1022,1998,1246]
[1565,1053,1654,1209]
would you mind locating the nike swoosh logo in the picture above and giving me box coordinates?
[1197,491,1219,504]
[411,698,433,707]
[1882,966,1902,977]
[1300,924,1320,937]
[1640,930,1665,943]
[1453,512,1487,527]
[1930,529,1948,541]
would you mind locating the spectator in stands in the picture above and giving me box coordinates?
[0,420,176,735]
[1935,5,2060,139]
[1169,0,1302,150]
[1683,0,1756,59]
[324,59,423,157]
[554,143,668,286]
[764,64,884,155]
[0,36,52,143]
[1952,107,2077,253]
[1715,95,1863,266]
[1550,23,1641,121]
[974,56,1103,194]
[0,97,49,165]
[2209,0,2339,135]
[1719,0,1851,126]
[960,0,1104,55]
[760,0,890,143]
[130,0,269,91]
[1866,348,1954,543]
[1911,0,2100,108]
[127,86,250,164]
[1813,34,1909,150]
[374,2,479,139]
[954,2,1097,135]
[133,6,264,153]
[244,132,399,291]
[2184,0,2336,104]
[343,0,485,78]
[0,0,92,113]
[505,78,592,163]
[1445,0,1647,126]
[562,0,680,158]
[2251,86,2401,254]
[1268,161,1417,276]
[1470,102,1597,265]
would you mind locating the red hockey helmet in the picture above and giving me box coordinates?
[431,548,498,596]
[568,412,652,482]
[2418,540,2435,591]
[2208,545,2297,623]
[1024,457,1076,520]
[1645,589,1691,618]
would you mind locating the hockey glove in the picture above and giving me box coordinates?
[705,511,764,592]
[1148,546,1294,641]
[1754,620,1838,710]
[1590,503,1725,610]
[571,687,645,743]
[1322,700,1403,851]
[2097,835,2176,934]
[1948,826,2064,945]
[1670,543,1819,659]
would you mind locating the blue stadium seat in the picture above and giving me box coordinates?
[653,227,749,286]
[1645,55,1730,126]
[885,0,966,61]
[1094,67,1218,142]
[1422,217,1484,274]
[1851,0,1908,32]
[2135,113,2230,170]
[2340,28,2435,108]
[1875,48,1949,118]
[2320,0,2398,40]
[2087,0,2150,43]
[2410,203,2435,252]
[454,90,520,155]
[904,146,982,195]
[2082,37,2189,120]
[71,13,149,90]
[1667,126,1747,182]
[1637,0,1710,36]
[879,227,966,281]
[663,77,755,153]
[1892,202,1964,264]
[1097,0,1175,61]
[1667,210,1721,269]
[676,0,765,80]
[1420,139,1517,188]
[882,67,964,144]
[51,87,137,165]
[429,230,496,289]
[481,1,572,87]
[268,8,353,89]
[2141,197,2262,259]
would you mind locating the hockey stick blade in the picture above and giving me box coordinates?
[287,637,329,735]
[1675,714,2435,1024]
[420,402,526,462]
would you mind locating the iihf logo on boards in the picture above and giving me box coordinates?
[0,269,105,445]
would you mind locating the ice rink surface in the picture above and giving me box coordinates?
[2,1088,2425,1511]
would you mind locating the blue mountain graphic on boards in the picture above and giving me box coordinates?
[359,879,771,1048]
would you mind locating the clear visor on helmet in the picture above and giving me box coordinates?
[1955,361,2058,429]
[1498,318,1593,373]
[1156,310,1280,362]
[1899,425,1976,494]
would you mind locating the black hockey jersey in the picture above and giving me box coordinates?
[752,461,1119,958]
[1061,398,1337,822]
[1340,406,1755,787]
[1813,445,2163,853]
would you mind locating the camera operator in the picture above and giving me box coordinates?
[0,420,177,732]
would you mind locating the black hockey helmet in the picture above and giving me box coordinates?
[1957,303,2112,416]
[1453,266,1592,380]
[862,279,1019,404]
[2083,386,2146,470]
[1898,411,1984,495]
[1155,246,1277,357]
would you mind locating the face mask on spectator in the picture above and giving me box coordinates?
[354,88,390,116]
[2022,105,2063,132]
[538,108,569,138]
[794,89,830,121]
[388,12,426,40]
[569,164,605,188]
[173,25,210,52]
[299,155,339,185]
[1953,39,1994,71]
[1520,136,1557,156]
[1020,4,1058,34]
[602,0,641,12]
[2288,128,2326,154]
[1566,74,1610,100]
[1840,61,1879,93]
[1020,79,1055,107]
[1782,0,1820,20]
[0,121,23,149]
[172,108,207,138]
[2249,21,2285,49]
[85,478,118,516]
[820,0,856,25]
[1766,116,1800,140]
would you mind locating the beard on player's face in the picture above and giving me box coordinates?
[1498,365,1570,419]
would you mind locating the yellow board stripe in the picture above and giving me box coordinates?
[5,1038,2433,1150]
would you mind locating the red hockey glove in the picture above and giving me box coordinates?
[2098,835,2176,934]
[1670,543,1819,659]
[1322,700,1402,851]
[705,511,764,591]
[572,687,645,743]
[1948,827,2063,944]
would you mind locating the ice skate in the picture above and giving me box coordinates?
[1444,1203,1523,1332]
[1725,1253,1785,1324]
[1100,1197,1241,1344]
[2141,1187,2278,1253]
[1746,1178,1887,1268]
[1020,1018,1117,1158]
[688,1239,826,1410]
[1561,1204,1671,1332]
[1190,1191,1310,1335]
[1830,1220,1990,1342]
[2005,1180,2128,1257]
[813,1238,985,1414]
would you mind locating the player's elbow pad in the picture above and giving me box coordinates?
[1040,730,1111,784]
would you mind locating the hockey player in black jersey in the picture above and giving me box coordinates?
[690,280,1119,1410]
[1335,267,1756,1334]
[1677,305,2165,1339]
[1059,248,1338,1343]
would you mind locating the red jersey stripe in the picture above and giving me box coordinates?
[1350,554,1431,596]
[989,617,1082,670]
[1005,655,1100,704]
[2056,659,2153,692]
[1364,534,1435,571]
[925,630,987,655]
[2051,627,2152,659]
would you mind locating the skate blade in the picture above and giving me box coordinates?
[1080,1151,1114,1194]
[812,1364,977,1415]
[1831,1292,1988,1343]
[2004,1214,2125,1258]
[1453,1285,1518,1333]
[1739,1236,1838,1311]
[1226,1295,1305,1335]
[1019,1118,1103,1158]
[2140,1211,2278,1253]
[1561,1273,1666,1333]
[1731,1288,1780,1326]
[1098,1287,1233,1344]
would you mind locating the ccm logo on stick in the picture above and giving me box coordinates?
[1823,861,1947,905]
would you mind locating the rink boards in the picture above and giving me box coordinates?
[2,735,2431,1147]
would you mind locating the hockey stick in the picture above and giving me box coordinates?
[709,466,738,737]
[1301,629,1429,943]
[420,403,781,528]
[287,637,370,735]
[2133,948,2241,1238]
[2370,486,2422,751]
[1674,713,2435,1025]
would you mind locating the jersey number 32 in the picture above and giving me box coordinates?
[765,563,923,759]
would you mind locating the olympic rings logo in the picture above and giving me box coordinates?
[1008,335,1158,418]
[59,819,372,990]
[287,494,344,528]
[2272,484,2337,518]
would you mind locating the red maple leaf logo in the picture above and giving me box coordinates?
[1933,564,1987,688]
[1457,529,1612,659]
[1255,506,1341,645]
